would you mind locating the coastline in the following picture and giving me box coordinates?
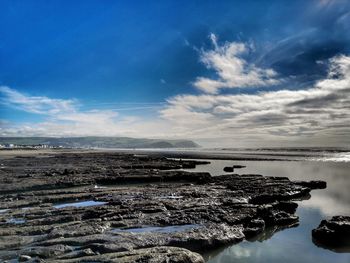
[0,149,328,262]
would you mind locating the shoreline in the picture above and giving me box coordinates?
[0,148,312,161]
[0,150,327,262]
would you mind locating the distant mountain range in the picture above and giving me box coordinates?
[0,136,200,149]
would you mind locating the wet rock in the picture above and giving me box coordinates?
[233,165,246,169]
[18,245,75,259]
[271,211,299,226]
[256,205,298,226]
[312,216,350,249]
[223,165,246,173]
[57,246,204,263]
[168,224,245,252]
[294,180,327,189]
[47,220,111,238]
[19,255,31,262]
[273,201,298,214]
[181,160,210,169]
[84,243,132,254]
[223,167,234,172]
[243,218,265,238]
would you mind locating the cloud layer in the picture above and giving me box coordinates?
[1,37,350,147]
[159,47,350,146]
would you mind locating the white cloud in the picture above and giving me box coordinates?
[193,34,279,94]
[0,86,122,125]
[0,87,125,136]
[56,110,118,124]
[0,87,173,138]
[159,54,350,146]
[0,86,76,115]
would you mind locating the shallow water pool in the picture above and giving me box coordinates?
[53,200,108,209]
[112,224,201,234]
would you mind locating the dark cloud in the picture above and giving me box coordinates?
[287,93,341,108]
[257,1,350,88]
[247,113,287,126]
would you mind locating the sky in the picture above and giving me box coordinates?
[0,0,350,147]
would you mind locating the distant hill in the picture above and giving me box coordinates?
[0,136,200,149]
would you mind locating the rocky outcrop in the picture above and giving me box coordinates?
[223,165,246,172]
[0,151,326,262]
[312,216,350,250]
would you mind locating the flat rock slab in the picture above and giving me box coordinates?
[0,151,326,262]
[58,246,205,263]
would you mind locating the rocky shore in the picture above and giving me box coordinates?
[0,151,326,262]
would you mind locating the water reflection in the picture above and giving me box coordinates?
[312,236,350,253]
[205,205,350,263]
[112,224,201,234]
[53,200,108,209]
[185,159,350,262]
[185,160,350,216]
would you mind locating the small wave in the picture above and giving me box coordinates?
[311,153,350,162]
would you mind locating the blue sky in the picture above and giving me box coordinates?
[1,0,350,146]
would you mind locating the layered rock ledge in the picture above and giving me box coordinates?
[0,151,325,262]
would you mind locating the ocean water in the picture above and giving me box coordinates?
[178,149,350,263]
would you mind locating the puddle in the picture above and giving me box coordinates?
[158,194,183,200]
[21,207,33,211]
[94,185,107,189]
[53,200,108,209]
[6,218,26,224]
[112,224,201,234]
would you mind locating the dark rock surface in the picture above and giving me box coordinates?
[0,151,326,262]
[223,167,234,172]
[58,246,205,263]
[312,216,350,251]
[223,165,246,172]
[294,180,327,189]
